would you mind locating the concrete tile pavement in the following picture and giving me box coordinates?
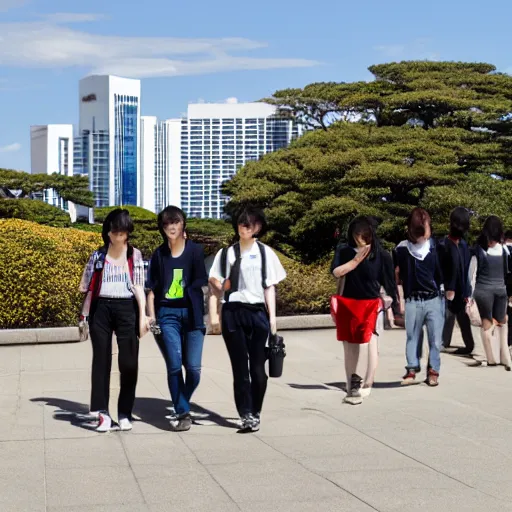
[1,325,512,511]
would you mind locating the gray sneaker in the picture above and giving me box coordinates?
[169,414,192,432]
[239,414,258,432]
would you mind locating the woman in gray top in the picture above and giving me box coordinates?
[471,216,512,370]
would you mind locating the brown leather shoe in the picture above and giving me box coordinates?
[427,369,439,387]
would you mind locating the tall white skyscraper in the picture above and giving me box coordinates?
[140,116,157,213]
[168,101,302,219]
[30,124,77,221]
[140,117,176,213]
[76,75,141,207]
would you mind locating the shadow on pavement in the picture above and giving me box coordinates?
[287,384,331,390]
[30,396,239,431]
[325,381,402,392]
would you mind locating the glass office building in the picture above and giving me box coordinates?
[30,124,77,221]
[171,102,302,219]
[78,75,141,208]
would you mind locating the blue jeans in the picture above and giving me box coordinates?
[156,307,205,416]
[405,296,444,373]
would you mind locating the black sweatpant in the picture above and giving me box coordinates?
[221,303,270,417]
[89,298,139,419]
[442,303,475,351]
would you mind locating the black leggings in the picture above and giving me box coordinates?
[222,304,270,417]
[89,298,139,419]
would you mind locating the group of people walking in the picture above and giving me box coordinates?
[331,207,512,406]
[78,202,512,430]
[79,205,286,433]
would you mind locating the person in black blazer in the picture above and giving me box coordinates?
[440,207,474,355]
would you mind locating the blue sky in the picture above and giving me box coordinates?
[1,0,511,172]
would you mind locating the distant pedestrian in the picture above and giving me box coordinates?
[147,206,208,432]
[79,209,150,432]
[331,216,401,405]
[504,230,512,352]
[394,208,444,386]
[470,216,511,370]
[209,206,286,432]
[439,207,475,355]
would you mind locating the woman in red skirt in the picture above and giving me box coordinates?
[331,217,401,405]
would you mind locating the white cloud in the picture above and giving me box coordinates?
[0,18,320,78]
[0,143,22,153]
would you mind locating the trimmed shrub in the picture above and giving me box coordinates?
[0,219,100,328]
[94,206,156,225]
[1,219,334,328]
[276,254,335,316]
[0,198,71,227]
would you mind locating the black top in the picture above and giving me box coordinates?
[331,244,399,314]
[147,240,208,328]
[393,240,443,299]
[438,237,471,309]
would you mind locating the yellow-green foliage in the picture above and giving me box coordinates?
[0,219,334,328]
[276,253,335,316]
[0,219,101,328]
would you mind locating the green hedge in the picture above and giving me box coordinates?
[1,219,333,327]
[0,198,71,227]
[0,219,100,328]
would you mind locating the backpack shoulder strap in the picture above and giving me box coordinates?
[220,246,229,279]
[257,241,267,290]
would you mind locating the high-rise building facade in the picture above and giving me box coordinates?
[168,101,302,219]
[76,75,141,207]
[140,117,176,213]
[30,124,77,221]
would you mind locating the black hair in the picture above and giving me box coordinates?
[477,215,504,250]
[449,207,470,239]
[504,230,512,241]
[347,216,379,258]
[232,205,268,239]
[158,206,187,243]
[101,209,134,247]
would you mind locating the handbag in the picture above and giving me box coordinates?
[466,255,482,327]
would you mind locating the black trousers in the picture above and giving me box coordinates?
[508,306,512,346]
[89,298,139,419]
[222,304,270,417]
[442,302,474,351]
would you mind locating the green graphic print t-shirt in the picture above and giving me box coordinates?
[148,242,193,309]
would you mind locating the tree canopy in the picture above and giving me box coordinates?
[0,169,94,207]
[226,61,512,261]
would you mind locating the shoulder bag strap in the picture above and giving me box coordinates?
[257,241,267,290]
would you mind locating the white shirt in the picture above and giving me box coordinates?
[209,242,286,304]
[98,260,134,298]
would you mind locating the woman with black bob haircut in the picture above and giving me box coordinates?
[440,207,475,354]
[79,209,150,432]
[209,205,286,432]
[470,215,512,370]
[331,216,400,405]
[147,205,208,432]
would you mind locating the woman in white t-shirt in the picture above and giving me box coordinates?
[209,206,286,432]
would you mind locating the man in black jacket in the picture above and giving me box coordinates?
[440,208,474,355]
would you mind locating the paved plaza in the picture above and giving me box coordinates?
[2,326,512,511]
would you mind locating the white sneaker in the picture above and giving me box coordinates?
[360,387,372,399]
[118,416,133,431]
[343,390,363,405]
[95,413,112,433]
